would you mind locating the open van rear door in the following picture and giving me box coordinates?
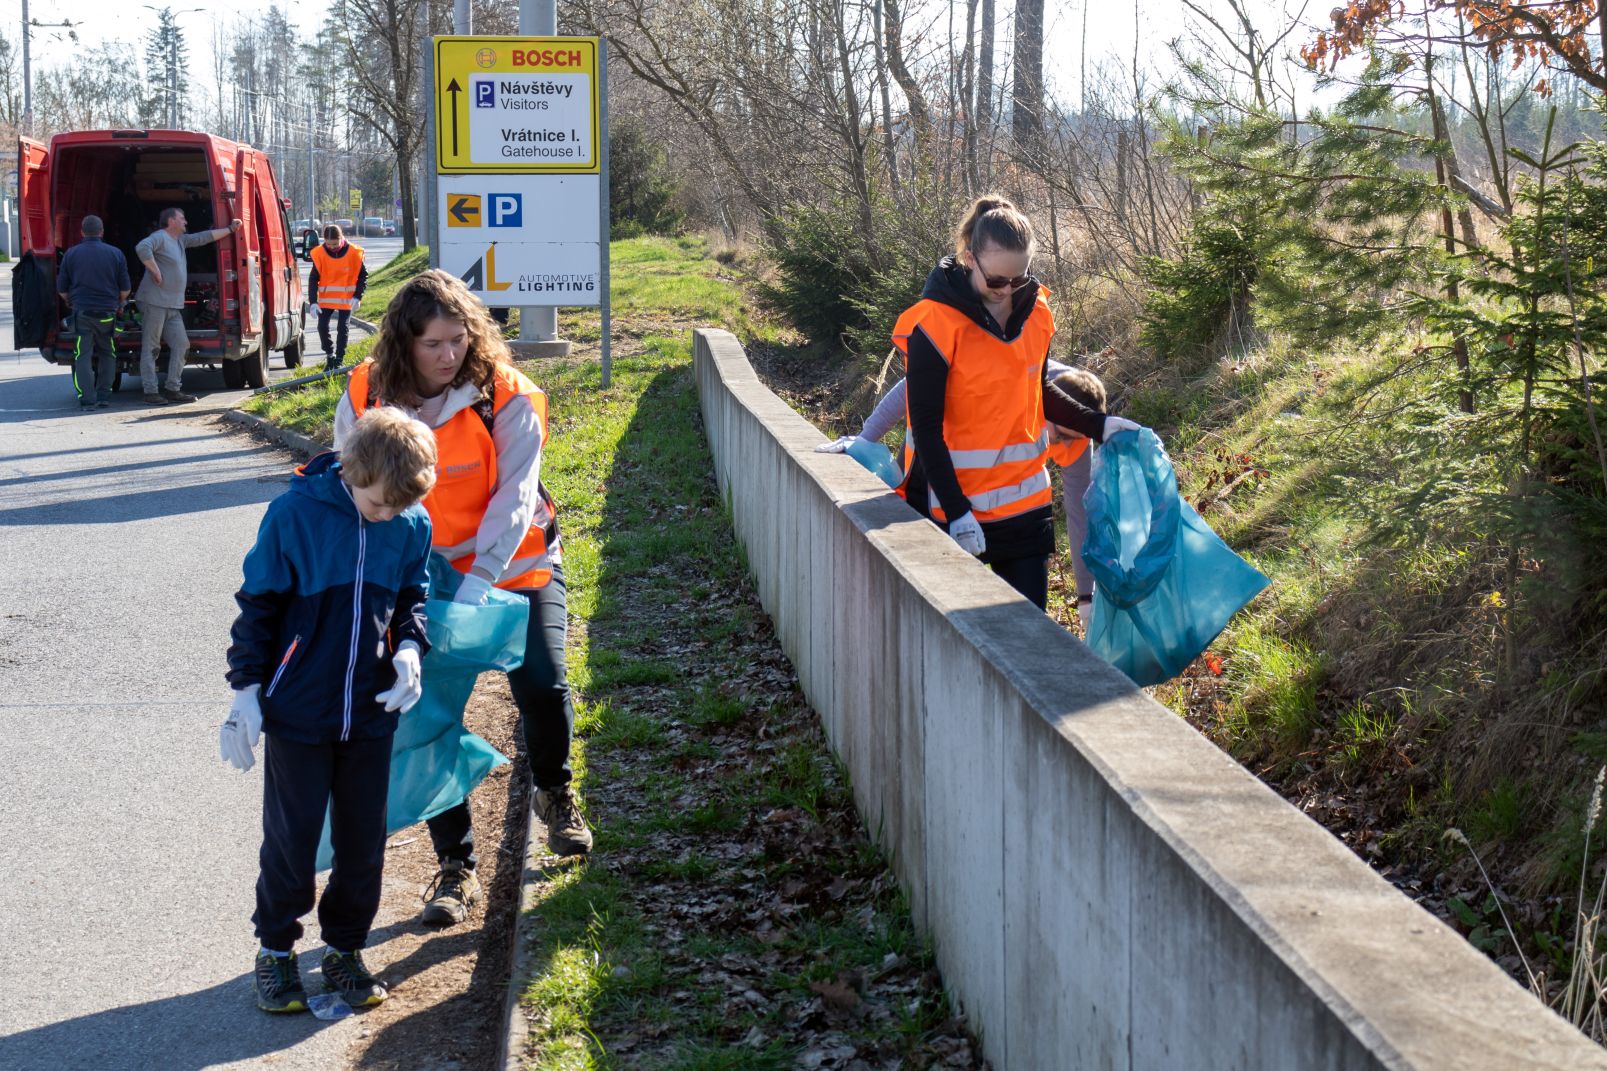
[18,136,51,253]
[12,136,57,348]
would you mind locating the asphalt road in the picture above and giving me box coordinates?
[0,237,416,1070]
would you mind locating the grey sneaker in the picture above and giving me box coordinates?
[421,862,481,926]
[160,387,197,403]
[141,392,168,406]
[320,948,387,1007]
[254,950,309,1013]
[536,785,593,856]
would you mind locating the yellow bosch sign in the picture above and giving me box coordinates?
[434,36,600,174]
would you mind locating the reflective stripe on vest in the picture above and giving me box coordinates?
[947,429,1050,470]
[347,360,559,589]
[891,292,1056,523]
[311,244,364,311]
[928,468,1051,517]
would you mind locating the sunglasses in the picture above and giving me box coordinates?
[972,256,1032,290]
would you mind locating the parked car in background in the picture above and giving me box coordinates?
[333,217,356,233]
[362,216,384,237]
[383,219,396,236]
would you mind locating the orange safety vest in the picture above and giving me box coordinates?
[311,243,364,311]
[891,291,1056,523]
[1046,436,1088,469]
[347,360,560,590]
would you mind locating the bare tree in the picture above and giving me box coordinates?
[330,0,440,249]
[1010,0,1044,164]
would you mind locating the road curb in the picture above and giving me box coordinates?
[497,799,541,1071]
[219,407,329,457]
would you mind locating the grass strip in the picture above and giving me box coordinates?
[516,242,983,1069]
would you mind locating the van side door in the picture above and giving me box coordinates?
[250,153,294,349]
[231,148,263,345]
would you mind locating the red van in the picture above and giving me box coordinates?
[12,128,306,389]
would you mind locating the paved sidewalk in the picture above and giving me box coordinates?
[0,365,369,1070]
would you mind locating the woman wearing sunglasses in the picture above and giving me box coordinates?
[888,194,1138,609]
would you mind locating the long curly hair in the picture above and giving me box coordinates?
[369,269,510,406]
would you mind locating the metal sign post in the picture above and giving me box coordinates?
[430,34,610,381]
[599,39,610,389]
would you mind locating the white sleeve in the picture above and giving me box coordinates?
[1061,447,1095,597]
[332,391,358,448]
[474,392,546,582]
[859,378,907,442]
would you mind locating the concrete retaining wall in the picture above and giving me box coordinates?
[692,328,1607,1070]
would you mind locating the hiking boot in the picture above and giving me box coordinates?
[320,948,387,1007]
[254,950,309,1013]
[160,387,197,403]
[141,392,168,406]
[536,785,593,856]
[421,862,481,926]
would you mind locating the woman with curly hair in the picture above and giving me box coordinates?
[333,269,590,927]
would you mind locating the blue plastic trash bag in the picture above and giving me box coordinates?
[847,437,902,488]
[1081,428,1269,687]
[317,556,526,870]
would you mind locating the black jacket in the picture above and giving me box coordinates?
[903,257,1104,561]
[57,237,131,313]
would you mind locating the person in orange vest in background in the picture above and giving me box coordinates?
[309,223,368,372]
[819,361,1110,615]
[332,269,590,930]
[887,195,1139,610]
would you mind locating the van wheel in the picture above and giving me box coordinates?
[222,358,246,390]
[242,343,269,389]
[283,334,304,369]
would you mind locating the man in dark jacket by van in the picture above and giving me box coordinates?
[56,214,130,410]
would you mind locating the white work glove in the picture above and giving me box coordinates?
[1102,415,1141,440]
[219,684,263,772]
[375,641,423,714]
[948,511,986,557]
[815,435,858,454]
[453,573,493,606]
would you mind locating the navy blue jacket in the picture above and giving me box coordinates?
[227,452,433,744]
[56,237,131,313]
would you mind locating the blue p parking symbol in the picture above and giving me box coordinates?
[474,80,495,108]
[489,194,523,228]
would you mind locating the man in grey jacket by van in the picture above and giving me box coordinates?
[134,207,241,404]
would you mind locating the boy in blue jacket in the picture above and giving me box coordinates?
[220,407,438,1013]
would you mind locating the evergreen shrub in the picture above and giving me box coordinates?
[609,114,685,239]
